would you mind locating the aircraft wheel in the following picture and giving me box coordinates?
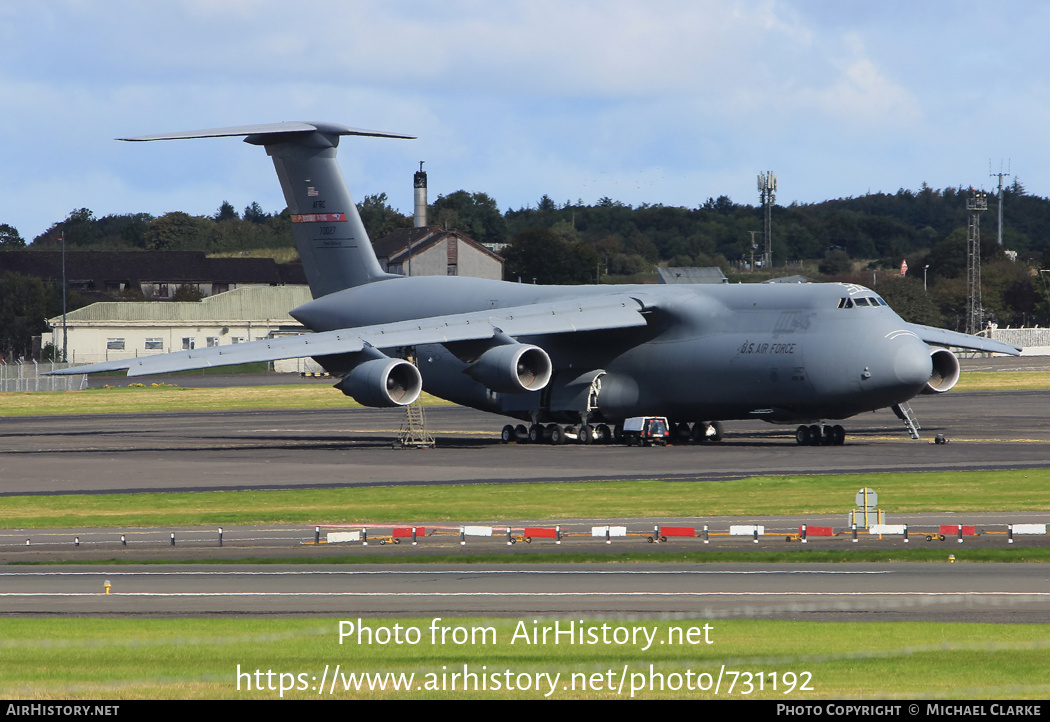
[549,424,565,445]
[528,425,543,443]
[674,422,692,444]
[822,426,835,446]
[515,424,528,442]
[832,425,846,446]
[501,425,515,443]
[709,421,724,442]
[808,425,821,445]
[596,424,611,444]
[578,424,593,444]
[612,425,624,444]
[795,426,810,445]
[693,422,710,443]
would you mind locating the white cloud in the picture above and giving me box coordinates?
[2,0,1050,240]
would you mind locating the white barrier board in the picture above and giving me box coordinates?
[729,525,765,536]
[869,525,906,535]
[327,531,361,543]
[591,526,627,537]
[1012,524,1047,535]
[462,526,493,537]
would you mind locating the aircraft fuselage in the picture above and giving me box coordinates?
[292,276,934,426]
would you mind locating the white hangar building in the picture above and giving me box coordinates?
[45,286,320,371]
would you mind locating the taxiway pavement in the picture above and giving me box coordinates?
[2,389,1050,495]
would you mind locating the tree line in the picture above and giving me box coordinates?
[4,179,1050,343]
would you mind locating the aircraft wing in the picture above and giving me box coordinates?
[48,294,648,377]
[907,323,1022,356]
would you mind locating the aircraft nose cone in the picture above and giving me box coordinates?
[893,343,932,388]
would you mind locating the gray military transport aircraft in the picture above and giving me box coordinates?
[52,121,1021,446]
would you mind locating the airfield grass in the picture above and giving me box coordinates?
[953,369,1050,392]
[2,618,1047,699]
[28,548,1050,566]
[0,384,459,416]
[1,469,1048,529]
[0,368,1046,417]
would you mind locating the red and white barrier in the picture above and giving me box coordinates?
[658,526,696,538]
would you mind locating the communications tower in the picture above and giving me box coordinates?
[966,189,988,335]
[757,171,777,269]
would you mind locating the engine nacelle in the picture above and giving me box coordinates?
[466,343,552,394]
[920,347,961,394]
[337,357,422,407]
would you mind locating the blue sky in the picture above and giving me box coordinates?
[2,0,1046,242]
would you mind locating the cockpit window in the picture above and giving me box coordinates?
[837,295,885,309]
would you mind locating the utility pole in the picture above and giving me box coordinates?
[748,231,759,272]
[757,171,776,269]
[989,160,1010,247]
[61,232,67,363]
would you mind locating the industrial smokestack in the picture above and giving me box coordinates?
[413,161,427,228]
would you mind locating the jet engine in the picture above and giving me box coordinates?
[920,347,961,394]
[337,357,422,407]
[466,343,552,394]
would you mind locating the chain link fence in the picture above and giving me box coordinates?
[0,360,87,393]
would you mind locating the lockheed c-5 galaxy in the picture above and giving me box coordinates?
[53,121,1021,446]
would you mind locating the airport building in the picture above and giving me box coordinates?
[1,250,305,301]
[372,226,504,280]
[44,285,322,371]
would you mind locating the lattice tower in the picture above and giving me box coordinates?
[966,190,988,335]
[757,171,777,269]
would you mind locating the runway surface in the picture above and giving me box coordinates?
[2,563,1048,622]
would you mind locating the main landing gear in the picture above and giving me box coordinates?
[501,420,725,446]
[502,423,615,445]
[795,424,845,446]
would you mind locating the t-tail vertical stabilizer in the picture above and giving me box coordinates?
[119,121,414,298]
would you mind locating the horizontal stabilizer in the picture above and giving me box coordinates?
[118,121,414,142]
[908,323,1021,356]
[47,294,648,377]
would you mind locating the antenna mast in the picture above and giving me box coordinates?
[757,171,777,269]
